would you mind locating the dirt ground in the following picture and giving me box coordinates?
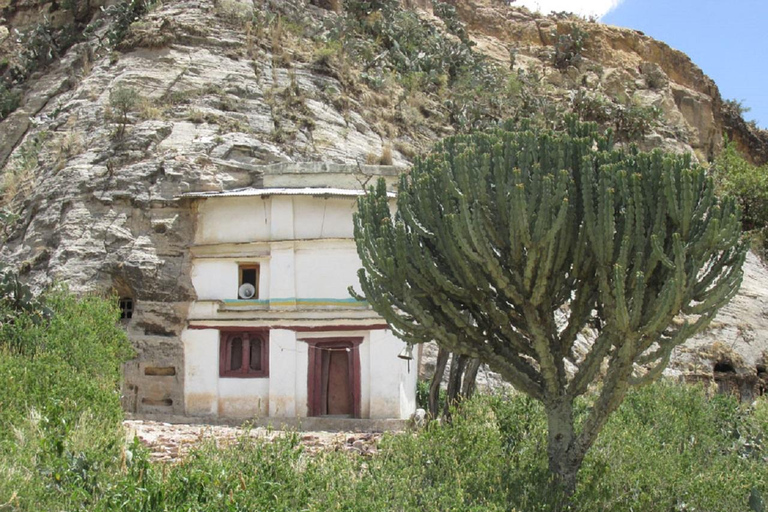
[123,420,384,462]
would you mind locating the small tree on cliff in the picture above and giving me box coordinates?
[351,119,747,496]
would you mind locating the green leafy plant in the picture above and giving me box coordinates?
[322,0,538,132]
[713,139,768,231]
[615,101,661,140]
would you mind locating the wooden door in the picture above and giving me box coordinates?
[306,338,362,418]
[325,349,352,415]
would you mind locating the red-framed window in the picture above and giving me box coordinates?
[219,331,269,378]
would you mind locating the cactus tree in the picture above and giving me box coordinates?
[352,119,747,495]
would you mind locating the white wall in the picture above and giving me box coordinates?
[294,245,361,299]
[269,243,296,302]
[218,379,269,418]
[191,259,270,301]
[268,329,301,417]
[196,195,360,246]
[197,197,271,244]
[369,330,416,419]
[183,327,416,420]
[190,260,237,301]
[293,197,355,239]
[182,328,219,416]
[183,327,271,419]
[270,197,294,240]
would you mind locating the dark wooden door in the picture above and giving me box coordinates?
[306,338,362,418]
[325,350,352,415]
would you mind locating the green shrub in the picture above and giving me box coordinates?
[99,384,768,511]
[416,378,447,414]
[323,0,538,131]
[0,83,20,121]
[0,265,52,333]
[0,289,133,436]
[102,0,157,48]
[615,100,661,140]
[432,0,469,43]
[713,139,768,233]
[108,86,138,138]
[724,98,752,117]
[343,0,399,20]
[2,369,766,510]
[575,383,768,511]
[0,289,134,510]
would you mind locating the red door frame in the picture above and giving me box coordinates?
[305,338,362,418]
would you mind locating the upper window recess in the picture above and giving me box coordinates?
[238,264,259,299]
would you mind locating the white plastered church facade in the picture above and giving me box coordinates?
[178,168,417,421]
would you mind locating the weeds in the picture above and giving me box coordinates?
[364,143,392,165]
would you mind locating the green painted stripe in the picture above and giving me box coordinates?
[221,299,269,307]
[222,298,368,308]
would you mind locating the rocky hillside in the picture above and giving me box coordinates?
[0,0,766,401]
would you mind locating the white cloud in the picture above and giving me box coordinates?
[513,0,624,19]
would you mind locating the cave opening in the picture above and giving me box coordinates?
[713,361,736,373]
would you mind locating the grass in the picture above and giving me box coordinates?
[0,289,765,511]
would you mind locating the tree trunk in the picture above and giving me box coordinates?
[545,398,584,502]
[460,357,481,398]
[428,347,450,418]
[428,349,480,421]
[443,353,468,420]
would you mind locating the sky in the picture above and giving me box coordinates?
[515,0,768,129]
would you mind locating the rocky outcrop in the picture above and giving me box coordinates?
[1,0,766,414]
[444,0,768,164]
[669,252,768,401]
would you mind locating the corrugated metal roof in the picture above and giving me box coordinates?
[180,187,396,199]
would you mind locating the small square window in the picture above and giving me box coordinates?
[119,297,134,319]
[220,331,269,378]
[238,264,259,299]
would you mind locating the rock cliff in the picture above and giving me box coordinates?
[0,0,766,413]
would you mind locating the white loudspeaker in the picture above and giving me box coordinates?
[238,283,256,299]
